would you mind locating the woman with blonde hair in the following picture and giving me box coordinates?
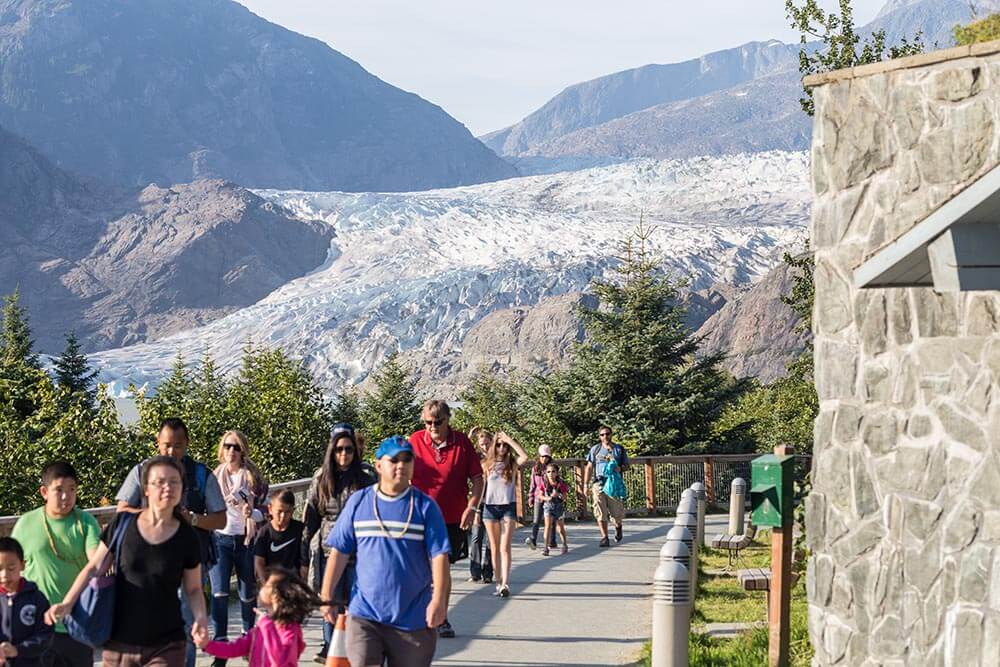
[208,430,268,667]
[481,431,529,598]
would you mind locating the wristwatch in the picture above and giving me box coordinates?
[190,512,200,528]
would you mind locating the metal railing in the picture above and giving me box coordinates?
[0,454,811,535]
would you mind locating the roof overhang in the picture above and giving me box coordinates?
[854,162,1000,291]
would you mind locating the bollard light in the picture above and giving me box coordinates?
[665,525,694,563]
[680,488,694,500]
[676,496,697,516]
[674,511,699,598]
[691,482,707,559]
[651,560,691,667]
[729,477,747,536]
[660,538,691,573]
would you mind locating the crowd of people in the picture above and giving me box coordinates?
[0,400,632,667]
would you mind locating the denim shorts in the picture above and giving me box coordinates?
[543,501,565,520]
[482,502,517,521]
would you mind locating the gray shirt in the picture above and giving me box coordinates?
[116,459,226,513]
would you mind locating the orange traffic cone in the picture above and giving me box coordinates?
[325,613,350,667]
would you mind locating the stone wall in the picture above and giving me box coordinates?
[808,50,1000,664]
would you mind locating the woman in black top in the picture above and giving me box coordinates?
[302,422,374,661]
[47,457,207,667]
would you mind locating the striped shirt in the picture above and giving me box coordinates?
[327,485,449,631]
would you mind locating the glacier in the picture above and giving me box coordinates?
[90,151,811,395]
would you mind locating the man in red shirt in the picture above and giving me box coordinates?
[410,399,484,639]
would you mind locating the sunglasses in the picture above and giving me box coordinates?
[335,446,355,454]
[390,453,414,464]
[424,419,444,426]
[545,469,558,474]
[223,443,242,452]
[599,432,611,437]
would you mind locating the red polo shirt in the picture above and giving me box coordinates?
[409,428,483,525]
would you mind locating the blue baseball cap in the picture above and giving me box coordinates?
[376,436,413,460]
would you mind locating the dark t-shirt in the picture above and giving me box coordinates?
[253,520,305,571]
[101,513,200,647]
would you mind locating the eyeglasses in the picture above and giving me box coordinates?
[148,479,182,489]
[545,469,557,474]
[223,443,242,452]
[390,454,414,464]
[335,446,355,454]
[424,419,444,427]
[599,432,611,438]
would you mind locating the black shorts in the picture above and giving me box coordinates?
[446,523,468,564]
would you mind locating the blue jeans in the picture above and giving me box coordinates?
[469,522,493,579]
[208,533,257,641]
[180,566,208,667]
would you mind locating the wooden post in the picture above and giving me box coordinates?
[575,462,588,520]
[769,445,794,667]
[514,468,525,523]
[703,457,716,508]
[644,459,656,515]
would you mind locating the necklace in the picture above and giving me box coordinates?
[42,509,86,566]
[372,487,415,539]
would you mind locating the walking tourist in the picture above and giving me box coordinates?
[11,462,100,667]
[320,436,450,667]
[409,400,483,638]
[0,537,54,667]
[583,425,629,547]
[253,490,307,582]
[524,445,556,551]
[114,418,225,667]
[195,567,318,667]
[48,456,208,667]
[540,464,570,556]
[481,432,528,598]
[465,428,492,584]
[303,423,375,663]
[208,431,268,667]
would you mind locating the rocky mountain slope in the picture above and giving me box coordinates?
[87,151,811,396]
[486,0,997,170]
[0,0,515,192]
[0,126,334,352]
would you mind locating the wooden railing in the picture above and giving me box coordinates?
[0,454,811,535]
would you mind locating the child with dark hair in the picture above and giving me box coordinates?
[253,491,307,582]
[11,462,99,667]
[540,465,570,556]
[194,567,318,667]
[0,537,54,667]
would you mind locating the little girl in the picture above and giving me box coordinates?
[541,465,570,556]
[195,567,320,667]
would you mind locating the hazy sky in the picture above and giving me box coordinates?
[236,1,886,136]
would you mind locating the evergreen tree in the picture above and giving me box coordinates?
[522,224,751,455]
[359,353,421,445]
[332,389,364,429]
[452,370,523,437]
[53,331,98,409]
[0,290,46,421]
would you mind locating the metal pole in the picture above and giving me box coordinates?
[729,478,746,536]
[690,482,706,556]
[652,560,691,667]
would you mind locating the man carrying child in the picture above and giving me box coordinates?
[11,463,98,667]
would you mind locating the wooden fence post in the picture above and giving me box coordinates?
[704,457,716,508]
[575,462,588,520]
[769,445,794,667]
[644,459,656,515]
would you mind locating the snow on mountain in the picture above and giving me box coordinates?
[90,151,811,395]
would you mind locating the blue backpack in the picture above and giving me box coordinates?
[64,513,134,648]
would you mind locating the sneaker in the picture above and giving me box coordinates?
[467,575,481,583]
[212,659,227,667]
[437,620,455,638]
[483,573,493,584]
[561,544,569,555]
[312,655,325,665]
[599,537,610,548]
[499,585,510,598]
[615,524,623,543]
[542,547,550,556]
[525,537,537,550]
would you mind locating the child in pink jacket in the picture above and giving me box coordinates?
[195,567,320,667]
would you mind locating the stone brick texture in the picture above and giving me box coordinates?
[810,54,1000,665]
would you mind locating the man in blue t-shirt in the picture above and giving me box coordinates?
[321,436,451,667]
[583,425,629,548]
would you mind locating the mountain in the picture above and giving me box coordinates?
[482,40,799,158]
[486,0,997,171]
[0,0,515,192]
[0,125,334,352]
[86,151,811,397]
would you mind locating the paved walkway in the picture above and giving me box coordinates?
[203,515,730,667]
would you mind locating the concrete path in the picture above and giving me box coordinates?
[204,515,732,667]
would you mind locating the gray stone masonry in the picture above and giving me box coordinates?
[810,48,1000,665]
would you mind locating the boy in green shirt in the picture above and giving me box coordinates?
[11,462,100,667]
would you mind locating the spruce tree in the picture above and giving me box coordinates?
[0,290,46,421]
[332,389,364,429]
[0,290,40,370]
[53,331,98,409]
[359,353,421,445]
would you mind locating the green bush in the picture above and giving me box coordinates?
[954,13,1000,45]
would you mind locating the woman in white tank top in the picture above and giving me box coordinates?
[480,432,528,598]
